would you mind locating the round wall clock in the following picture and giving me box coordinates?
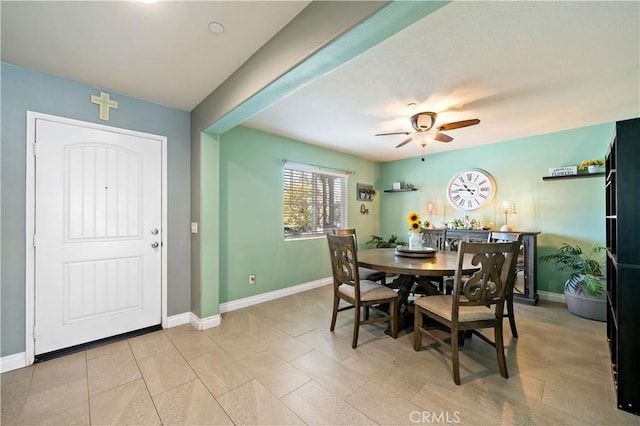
[446,168,496,211]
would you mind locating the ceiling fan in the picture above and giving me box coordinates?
[375,111,480,149]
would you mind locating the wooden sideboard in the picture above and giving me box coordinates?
[422,228,540,305]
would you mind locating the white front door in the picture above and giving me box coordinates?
[34,117,163,355]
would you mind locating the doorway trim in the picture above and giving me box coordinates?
[25,111,168,365]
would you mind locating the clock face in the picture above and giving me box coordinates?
[446,169,496,211]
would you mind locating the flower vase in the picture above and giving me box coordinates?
[587,165,597,174]
[409,232,422,250]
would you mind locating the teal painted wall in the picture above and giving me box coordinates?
[199,132,221,317]
[217,126,380,303]
[378,123,614,294]
[0,63,191,356]
[0,60,617,358]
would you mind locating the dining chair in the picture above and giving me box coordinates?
[413,240,520,385]
[332,228,387,285]
[327,234,399,348]
[419,228,448,293]
[487,231,523,338]
[421,228,447,250]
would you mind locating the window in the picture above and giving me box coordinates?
[283,163,348,239]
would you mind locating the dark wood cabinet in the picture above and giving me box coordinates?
[605,117,640,416]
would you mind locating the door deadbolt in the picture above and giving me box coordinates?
[151,228,159,235]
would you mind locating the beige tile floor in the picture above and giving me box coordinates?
[2,284,639,425]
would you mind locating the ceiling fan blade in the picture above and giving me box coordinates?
[375,131,411,136]
[435,132,454,143]
[438,119,480,131]
[395,137,412,148]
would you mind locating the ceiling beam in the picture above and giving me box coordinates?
[192,1,450,135]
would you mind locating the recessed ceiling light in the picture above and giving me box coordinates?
[209,22,224,34]
[139,0,157,4]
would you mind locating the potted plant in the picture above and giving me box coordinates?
[359,187,376,200]
[366,234,404,248]
[363,188,376,199]
[578,159,605,174]
[539,243,606,321]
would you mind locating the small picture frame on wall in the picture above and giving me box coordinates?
[357,183,375,201]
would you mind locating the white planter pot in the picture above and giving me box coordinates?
[565,286,606,322]
[408,232,422,250]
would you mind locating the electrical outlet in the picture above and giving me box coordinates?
[249,273,256,284]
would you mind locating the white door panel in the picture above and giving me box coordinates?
[35,118,162,354]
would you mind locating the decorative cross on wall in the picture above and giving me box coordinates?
[90,91,118,121]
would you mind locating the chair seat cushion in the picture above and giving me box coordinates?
[338,281,398,302]
[414,295,495,322]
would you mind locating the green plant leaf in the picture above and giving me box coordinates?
[366,234,405,248]
[540,242,605,295]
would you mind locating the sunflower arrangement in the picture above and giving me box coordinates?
[578,159,605,170]
[407,211,422,232]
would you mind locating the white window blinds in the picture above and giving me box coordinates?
[283,163,348,239]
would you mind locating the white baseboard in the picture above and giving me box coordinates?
[1,312,219,372]
[538,290,566,304]
[1,352,26,373]
[166,278,332,330]
[1,316,194,373]
[166,312,191,328]
[219,277,332,314]
[166,311,222,331]
[1,278,332,370]
[189,312,222,330]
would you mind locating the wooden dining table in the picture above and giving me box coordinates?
[357,248,479,331]
[358,248,478,277]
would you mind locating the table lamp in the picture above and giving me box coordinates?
[497,200,516,231]
[423,202,439,227]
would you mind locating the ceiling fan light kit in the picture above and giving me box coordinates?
[411,130,436,148]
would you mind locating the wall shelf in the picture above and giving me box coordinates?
[384,188,417,193]
[542,172,604,181]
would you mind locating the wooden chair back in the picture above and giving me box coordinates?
[486,231,522,337]
[487,231,520,243]
[332,228,387,285]
[421,228,447,250]
[452,241,520,319]
[327,234,361,296]
[332,228,358,250]
[487,231,524,264]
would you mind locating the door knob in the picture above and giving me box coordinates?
[151,242,159,248]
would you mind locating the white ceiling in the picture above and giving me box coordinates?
[244,1,640,161]
[2,1,639,162]
[1,1,310,111]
